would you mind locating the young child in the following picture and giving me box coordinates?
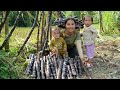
[49,27,68,57]
[82,15,98,67]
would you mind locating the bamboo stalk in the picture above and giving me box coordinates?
[37,11,42,52]
[0,11,22,50]
[18,11,39,55]
[0,11,10,34]
[40,11,45,50]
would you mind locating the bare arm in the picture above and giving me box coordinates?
[74,32,84,61]
[75,40,84,60]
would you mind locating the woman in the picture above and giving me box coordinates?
[54,17,84,61]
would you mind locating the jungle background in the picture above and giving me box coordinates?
[0,11,120,79]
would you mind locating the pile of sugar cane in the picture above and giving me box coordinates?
[24,54,84,79]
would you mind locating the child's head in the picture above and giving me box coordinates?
[83,15,93,27]
[52,27,60,39]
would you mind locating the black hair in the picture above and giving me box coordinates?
[54,16,84,29]
[83,15,93,22]
[64,17,76,25]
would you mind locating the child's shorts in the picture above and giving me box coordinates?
[85,43,94,58]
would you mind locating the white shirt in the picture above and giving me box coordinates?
[83,25,98,45]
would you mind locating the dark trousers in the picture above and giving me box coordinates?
[67,45,79,58]
[67,46,85,73]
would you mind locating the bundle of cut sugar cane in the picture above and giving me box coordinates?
[24,54,83,79]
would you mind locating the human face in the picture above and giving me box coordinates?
[52,30,60,39]
[83,16,92,27]
[65,19,76,33]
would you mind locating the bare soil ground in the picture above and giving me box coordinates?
[80,36,120,79]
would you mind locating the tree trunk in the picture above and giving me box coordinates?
[0,11,10,35]
[42,11,52,50]
[37,11,42,52]
[0,11,22,50]
[47,11,52,42]
[99,11,104,33]
[4,11,9,52]
[40,11,45,51]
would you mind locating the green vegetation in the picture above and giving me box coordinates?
[0,11,120,79]
[0,27,38,79]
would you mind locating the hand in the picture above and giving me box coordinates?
[52,47,58,52]
[63,48,67,52]
[52,47,58,57]
[80,58,85,64]
[51,52,58,57]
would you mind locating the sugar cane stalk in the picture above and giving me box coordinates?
[56,56,63,79]
[69,58,76,76]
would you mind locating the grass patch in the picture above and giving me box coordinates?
[0,27,38,79]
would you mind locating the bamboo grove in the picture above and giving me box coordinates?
[0,11,57,54]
